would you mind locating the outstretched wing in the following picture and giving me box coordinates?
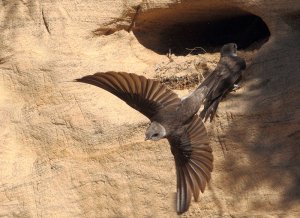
[76,71,180,120]
[168,116,213,214]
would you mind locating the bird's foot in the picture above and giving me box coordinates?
[232,84,241,92]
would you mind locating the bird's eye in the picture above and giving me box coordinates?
[152,133,159,137]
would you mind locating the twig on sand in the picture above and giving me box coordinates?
[186,47,207,55]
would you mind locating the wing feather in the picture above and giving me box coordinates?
[76,71,180,119]
[168,116,213,214]
[176,163,191,214]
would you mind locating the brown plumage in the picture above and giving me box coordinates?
[76,71,213,214]
[198,43,246,122]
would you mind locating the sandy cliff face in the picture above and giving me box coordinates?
[0,0,299,217]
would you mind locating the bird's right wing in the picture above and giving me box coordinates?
[209,56,245,100]
[200,56,246,122]
[76,71,180,120]
[168,116,213,214]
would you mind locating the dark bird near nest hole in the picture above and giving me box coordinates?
[198,43,246,122]
[76,71,213,214]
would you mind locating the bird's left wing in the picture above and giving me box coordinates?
[76,71,180,120]
[168,115,213,214]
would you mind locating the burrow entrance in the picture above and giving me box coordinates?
[133,4,270,55]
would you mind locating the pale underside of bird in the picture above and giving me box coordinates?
[199,43,246,122]
[76,71,213,214]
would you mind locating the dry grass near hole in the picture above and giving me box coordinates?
[155,73,204,90]
[153,54,218,90]
[152,48,256,90]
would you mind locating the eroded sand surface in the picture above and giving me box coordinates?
[0,1,299,217]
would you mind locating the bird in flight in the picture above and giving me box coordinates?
[76,71,213,214]
[198,43,246,122]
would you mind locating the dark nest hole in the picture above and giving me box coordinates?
[163,15,270,54]
[133,9,270,55]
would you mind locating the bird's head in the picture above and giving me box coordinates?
[221,43,237,57]
[145,122,166,141]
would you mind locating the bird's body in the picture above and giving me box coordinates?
[198,43,246,122]
[76,71,213,214]
[151,88,208,134]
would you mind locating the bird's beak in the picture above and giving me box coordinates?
[144,136,149,141]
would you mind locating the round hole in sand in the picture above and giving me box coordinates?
[133,4,270,55]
